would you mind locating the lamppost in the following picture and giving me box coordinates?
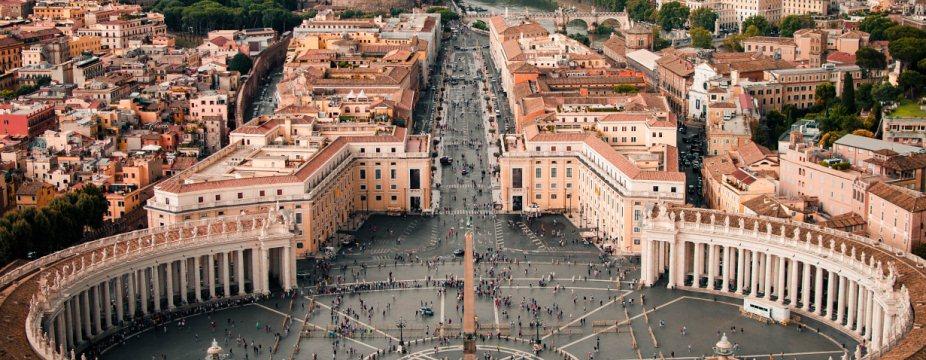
[532,312,543,354]
[396,317,407,354]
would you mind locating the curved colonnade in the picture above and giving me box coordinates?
[640,206,926,359]
[3,210,299,360]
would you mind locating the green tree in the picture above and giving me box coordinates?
[884,25,926,41]
[779,14,815,37]
[899,70,926,98]
[815,83,836,106]
[690,26,712,48]
[872,82,901,104]
[655,1,689,31]
[741,15,772,35]
[723,25,758,51]
[689,8,718,31]
[627,0,656,22]
[859,14,896,41]
[855,83,874,111]
[568,33,590,46]
[840,72,856,114]
[228,53,253,74]
[472,20,489,31]
[613,84,639,93]
[855,47,887,76]
[889,37,926,68]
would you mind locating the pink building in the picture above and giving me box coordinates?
[866,182,926,252]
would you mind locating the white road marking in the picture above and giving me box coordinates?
[559,296,688,349]
[541,291,632,341]
[312,298,400,341]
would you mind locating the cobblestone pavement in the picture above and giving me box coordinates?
[101,28,857,360]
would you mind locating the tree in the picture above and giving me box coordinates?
[899,70,926,98]
[855,83,875,111]
[627,0,656,22]
[472,20,489,31]
[741,15,772,35]
[690,27,712,48]
[569,33,590,46]
[889,38,926,68]
[228,53,253,74]
[884,25,926,41]
[613,84,639,93]
[779,15,815,37]
[855,47,887,76]
[723,25,758,51]
[852,129,875,138]
[689,8,718,31]
[815,83,836,106]
[872,82,901,104]
[655,1,689,31]
[859,14,896,41]
[841,72,856,114]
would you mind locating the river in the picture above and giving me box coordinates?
[459,0,613,47]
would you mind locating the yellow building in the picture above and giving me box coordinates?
[0,36,23,73]
[68,35,101,57]
[15,181,57,210]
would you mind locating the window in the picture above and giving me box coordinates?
[512,168,523,188]
[409,169,421,189]
[359,169,366,179]
[390,169,396,179]
[375,195,382,201]
[535,168,542,178]
[260,190,265,197]
[198,196,203,203]
[276,189,282,196]
[375,169,381,179]
[237,192,243,199]
[566,168,573,178]
[551,168,558,178]
[653,186,659,192]
[215,195,221,201]
[391,195,397,201]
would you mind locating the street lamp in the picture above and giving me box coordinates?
[396,317,407,354]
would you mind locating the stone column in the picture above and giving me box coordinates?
[128,270,137,318]
[115,274,124,322]
[166,261,175,309]
[237,250,246,295]
[855,287,866,334]
[667,240,677,289]
[763,253,773,298]
[676,241,687,286]
[72,296,83,344]
[252,247,263,293]
[813,266,823,315]
[847,281,857,328]
[180,257,188,304]
[80,290,91,338]
[757,253,765,292]
[707,244,717,290]
[749,250,759,296]
[55,311,66,351]
[260,247,270,294]
[152,264,162,312]
[283,245,293,290]
[693,242,703,288]
[194,255,203,302]
[721,245,730,292]
[223,252,232,296]
[64,301,74,348]
[801,262,811,309]
[871,303,883,351]
[103,279,112,329]
[208,254,217,299]
[776,256,786,303]
[140,268,149,315]
[881,310,893,349]
[825,270,836,319]
[91,285,101,335]
[837,275,847,324]
[788,258,799,305]
[866,289,875,340]
[736,247,745,293]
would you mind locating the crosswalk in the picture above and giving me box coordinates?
[434,209,494,215]
[441,184,477,189]
[427,222,440,248]
[518,221,548,250]
[493,217,504,249]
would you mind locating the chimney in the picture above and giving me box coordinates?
[730,70,740,85]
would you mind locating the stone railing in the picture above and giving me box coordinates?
[21,212,278,360]
[647,206,918,359]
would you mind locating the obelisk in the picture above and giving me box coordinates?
[462,230,477,360]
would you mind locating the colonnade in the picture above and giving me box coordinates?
[42,244,296,352]
[640,207,912,356]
